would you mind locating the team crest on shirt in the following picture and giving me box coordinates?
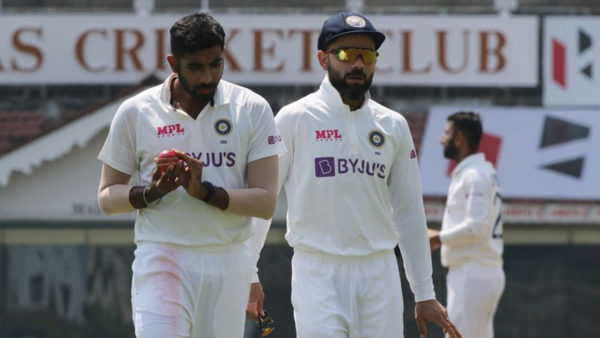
[346,16,366,28]
[368,129,386,148]
[214,118,233,137]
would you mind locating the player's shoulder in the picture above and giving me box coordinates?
[115,84,162,119]
[368,99,408,125]
[220,80,270,109]
[367,99,411,138]
[462,165,493,187]
[276,92,322,120]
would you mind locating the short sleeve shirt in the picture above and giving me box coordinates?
[99,74,286,246]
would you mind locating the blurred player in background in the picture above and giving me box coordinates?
[249,11,461,338]
[429,111,505,338]
[97,13,285,338]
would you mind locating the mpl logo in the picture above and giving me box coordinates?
[315,130,342,142]
[157,124,185,138]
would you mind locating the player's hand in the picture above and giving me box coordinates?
[173,149,205,200]
[150,155,186,194]
[246,282,265,321]
[428,229,442,252]
[415,299,462,338]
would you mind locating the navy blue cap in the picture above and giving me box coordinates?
[318,12,386,51]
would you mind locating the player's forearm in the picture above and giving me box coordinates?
[394,199,436,301]
[224,187,277,220]
[98,184,136,215]
[439,221,482,246]
[245,217,273,283]
[398,222,437,302]
[99,183,165,215]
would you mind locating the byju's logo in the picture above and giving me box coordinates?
[157,124,185,138]
[315,157,386,179]
[315,157,335,177]
[268,135,282,145]
[315,130,342,142]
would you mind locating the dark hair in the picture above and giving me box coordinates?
[447,111,483,151]
[170,13,225,59]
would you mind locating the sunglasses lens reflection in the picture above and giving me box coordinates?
[337,49,378,63]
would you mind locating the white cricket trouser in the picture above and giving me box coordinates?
[131,242,252,338]
[292,249,404,338]
[446,262,505,338]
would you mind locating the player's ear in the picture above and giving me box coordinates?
[317,50,328,71]
[167,55,177,73]
[454,131,465,147]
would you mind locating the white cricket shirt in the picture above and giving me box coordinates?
[276,76,435,301]
[440,153,504,268]
[99,74,286,247]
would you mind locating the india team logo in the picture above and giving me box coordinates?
[368,129,386,148]
[214,118,233,137]
[346,15,366,28]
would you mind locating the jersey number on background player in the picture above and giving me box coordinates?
[492,192,503,239]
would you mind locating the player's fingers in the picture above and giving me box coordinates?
[173,149,194,166]
[151,165,162,181]
[416,319,427,338]
[246,301,258,321]
[178,169,189,187]
[257,294,265,317]
[170,161,186,187]
[174,149,203,171]
[171,160,183,176]
[435,316,460,338]
[246,310,258,321]
[446,320,462,338]
[156,165,173,187]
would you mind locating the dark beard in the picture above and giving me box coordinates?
[328,68,373,101]
[177,72,218,103]
[443,133,459,160]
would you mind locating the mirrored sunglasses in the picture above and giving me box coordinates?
[325,48,379,64]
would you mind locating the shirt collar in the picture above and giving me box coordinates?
[452,153,485,176]
[160,73,231,109]
[319,74,371,110]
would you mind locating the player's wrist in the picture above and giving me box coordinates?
[147,182,168,200]
[129,184,166,209]
[200,181,215,202]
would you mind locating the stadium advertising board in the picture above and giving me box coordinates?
[544,17,600,106]
[0,14,538,86]
[424,202,599,224]
[419,107,600,200]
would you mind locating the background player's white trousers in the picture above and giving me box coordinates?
[291,249,404,338]
[131,242,252,338]
[446,262,505,338]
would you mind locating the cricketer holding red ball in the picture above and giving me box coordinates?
[97,13,285,338]
[156,149,179,173]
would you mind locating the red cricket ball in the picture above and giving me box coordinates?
[156,149,179,173]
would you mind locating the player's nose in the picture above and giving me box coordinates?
[351,55,365,69]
